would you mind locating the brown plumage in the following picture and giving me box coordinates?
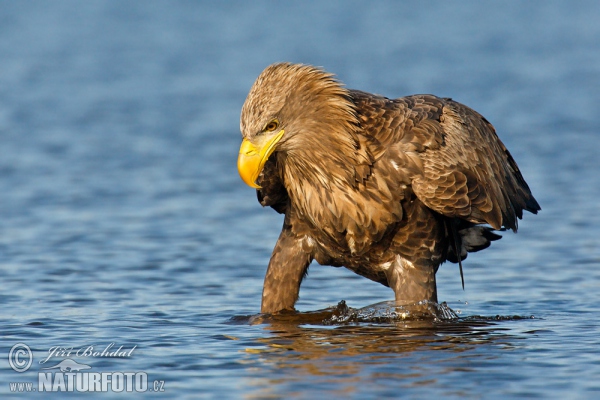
[237,63,540,314]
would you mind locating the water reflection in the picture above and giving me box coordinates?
[2,1,599,397]
[233,302,533,396]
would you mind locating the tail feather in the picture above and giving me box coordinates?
[445,218,502,287]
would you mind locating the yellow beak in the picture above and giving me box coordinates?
[237,130,285,189]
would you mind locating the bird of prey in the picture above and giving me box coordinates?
[237,63,540,314]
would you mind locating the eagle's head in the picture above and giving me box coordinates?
[237,63,357,188]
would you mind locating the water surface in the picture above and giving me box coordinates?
[1,1,600,398]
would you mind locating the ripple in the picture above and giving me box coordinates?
[230,300,537,328]
[1,2,600,399]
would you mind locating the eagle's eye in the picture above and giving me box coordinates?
[264,120,279,132]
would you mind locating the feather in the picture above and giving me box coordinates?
[239,63,540,313]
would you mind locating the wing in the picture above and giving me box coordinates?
[411,96,540,231]
[352,91,540,231]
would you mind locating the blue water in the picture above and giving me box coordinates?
[1,1,600,398]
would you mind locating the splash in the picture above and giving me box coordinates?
[229,300,536,326]
[323,300,459,324]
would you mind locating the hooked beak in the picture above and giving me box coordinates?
[237,130,285,188]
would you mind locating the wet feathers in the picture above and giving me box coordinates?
[239,63,540,313]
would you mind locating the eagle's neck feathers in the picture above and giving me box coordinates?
[279,96,399,255]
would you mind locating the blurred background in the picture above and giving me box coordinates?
[1,1,599,398]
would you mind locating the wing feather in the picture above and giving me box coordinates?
[409,96,540,231]
[352,91,540,232]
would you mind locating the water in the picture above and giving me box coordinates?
[1,1,599,398]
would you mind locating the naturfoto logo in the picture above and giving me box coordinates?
[8,343,165,393]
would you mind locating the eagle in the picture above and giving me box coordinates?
[237,63,540,314]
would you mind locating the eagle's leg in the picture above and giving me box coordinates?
[384,256,438,306]
[261,227,312,314]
